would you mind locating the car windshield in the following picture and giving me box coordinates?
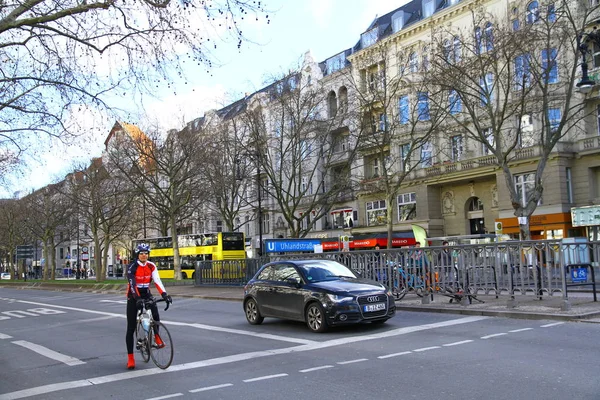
[299,261,357,282]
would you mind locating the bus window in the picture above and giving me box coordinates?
[222,232,244,250]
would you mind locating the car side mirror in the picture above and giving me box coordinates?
[285,278,301,287]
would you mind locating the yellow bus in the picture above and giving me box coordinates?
[133,232,246,279]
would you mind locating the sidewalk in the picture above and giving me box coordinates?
[2,281,600,323]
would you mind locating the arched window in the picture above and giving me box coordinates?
[527,1,539,24]
[453,36,462,62]
[443,39,452,62]
[327,91,337,118]
[474,27,483,54]
[422,46,429,71]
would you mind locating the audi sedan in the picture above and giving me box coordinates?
[243,259,396,332]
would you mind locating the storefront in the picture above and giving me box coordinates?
[496,212,583,240]
[571,205,600,241]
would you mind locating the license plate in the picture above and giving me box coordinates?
[364,303,386,312]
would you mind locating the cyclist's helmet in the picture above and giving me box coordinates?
[136,243,151,254]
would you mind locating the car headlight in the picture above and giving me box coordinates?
[386,290,394,298]
[326,294,354,303]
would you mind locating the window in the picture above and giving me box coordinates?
[527,1,539,24]
[593,43,600,69]
[547,4,556,22]
[469,197,484,211]
[400,143,411,171]
[366,200,387,226]
[372,158,380,178]
[484,22,494,52]
[420,142,433,167]
[361,28,378,48]
[514,53,531,89]
[378,113,387,132]
[597,105,600,135]
[417,92,430,121]
[480,73,494,105]
[482,128,494,155]
[475,27,483,54]
[422,46,430,71]
[235,218,240,232]
[409,52,419,72]
[451,135,463,161]
[542,48,558,84]
[398,95,409,124]
[518,114,535,147]
[325,52,346,75]
[59,248,64,259]
[512,19,520,31]
[272,264,299,282]
[398,192,417,221]
[566,167,573,203]
[453,36,462,63]
[514,173,537,206]
[327,91,337,118]
[449,90,462,114]
[263,213,270,234]
[245,216,250,237]
[216,220,223,232]
[443,39,452,62]
[548,108,561,132]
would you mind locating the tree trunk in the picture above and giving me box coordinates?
[171,214,181,280]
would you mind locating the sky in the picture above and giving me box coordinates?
[4,0,410,198]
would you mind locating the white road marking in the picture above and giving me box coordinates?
[378,351,412,359]
[2,310,39,318]
[413,346,441,352]
[189,383,233,393]
[0,333,13,339]
[145,393,183,400]
[12,299,314,345]
[299,365,334,373]
[509,328,533,333]
[0,313,488,400]
[540,322,565,328]
[243,373,288,383]
[337,358,368,365]
[481,333,508,339]
[443,340,473,347]
[12,341,85,366]
[99,300,127,304]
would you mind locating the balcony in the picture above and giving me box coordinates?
[577,136,600,154]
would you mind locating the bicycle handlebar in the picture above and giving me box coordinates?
[137,296,170,313]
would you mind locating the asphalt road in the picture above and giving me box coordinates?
[0,288,598,400]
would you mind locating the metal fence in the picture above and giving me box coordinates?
[194,239,598,303]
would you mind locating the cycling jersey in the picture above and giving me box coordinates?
[126,260,166,299]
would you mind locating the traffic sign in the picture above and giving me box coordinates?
[16,245,34,260]
[81,253,90,261]
[571,267,588,283]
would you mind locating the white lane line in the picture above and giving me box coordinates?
[378,351,412,359]
[145,393,183,400]
[12,341,86,366]
[481,333,508,339]
[99,300,127,304]
[0,316,489,400]
[443,340,473,347]
[337,358,368,365]
[413,346,441,352]
[0,333,13,339]
[13,299,314,345]
[189,383,233,393]
[243,373,288,383]
[299,365,334,373]
[540,322,565,328]
[509,328,534,333]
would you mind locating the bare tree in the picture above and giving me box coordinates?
[106,124,208,279]
[0,0,268,178]
[0,199,24,279]
[347,46,447,248]
[426,3,594,238]
[239,68,359,239]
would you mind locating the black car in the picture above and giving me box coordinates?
[243,259,396,332]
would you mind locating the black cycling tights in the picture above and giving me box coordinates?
[125,296,160,354]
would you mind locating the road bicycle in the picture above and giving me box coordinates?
[391,265,426,300]
[135,297,174,369]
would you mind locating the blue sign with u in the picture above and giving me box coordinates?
[265,239,322,253]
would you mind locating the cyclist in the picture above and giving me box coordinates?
[125,242,172,370]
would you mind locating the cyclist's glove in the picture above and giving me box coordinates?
[161,292,172,304]
[135,298,144,310]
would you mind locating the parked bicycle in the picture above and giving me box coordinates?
[135,297,173,369]
[392,265,426,300]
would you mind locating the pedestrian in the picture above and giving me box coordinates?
[437,241,455,287]
[125,243,172,370]
[410,242,429,275]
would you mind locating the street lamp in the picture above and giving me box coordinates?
[577,29,600,94]
[236,155,263,257]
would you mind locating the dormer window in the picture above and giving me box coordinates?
[392,11,405,32]
[361,28,378,48]
[422,0,435,18]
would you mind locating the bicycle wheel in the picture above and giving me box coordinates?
[393,275,408,300]
[135,320,150,363]
[149,321,173,369]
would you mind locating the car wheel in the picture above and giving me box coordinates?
[244,298,264,325]
[305,302,328,333]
